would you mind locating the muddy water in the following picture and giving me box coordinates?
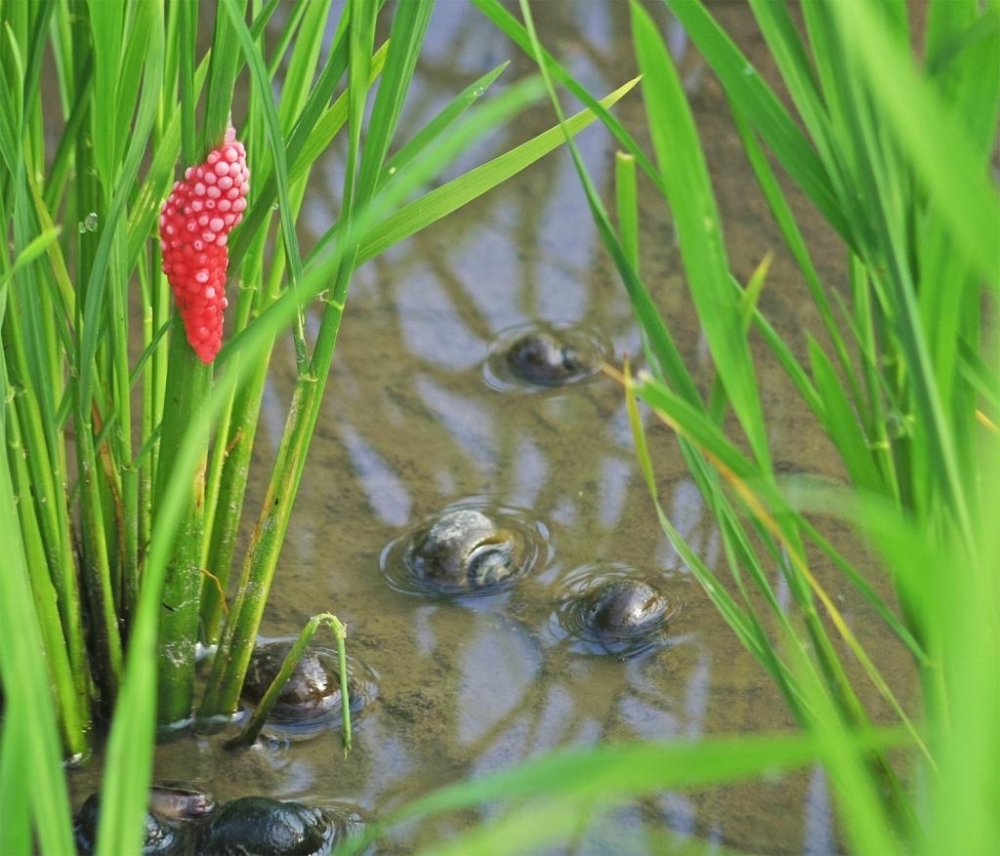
[74,3,914,853]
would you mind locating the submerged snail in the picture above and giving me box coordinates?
[243,643,344,719]
[505,330,590,386]
[74,796,183,855]
[195,796,337,856]
[554,568,678,657]
[581,579,672,640]
[483,322,610,392]
[407,508,530,592]
[76,788,360,856]
[242,642,377,736]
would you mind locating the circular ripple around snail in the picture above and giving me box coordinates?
[483,322,611,392]
[242,641,379,741]
[380,501,548,599]
[551,563,680,658]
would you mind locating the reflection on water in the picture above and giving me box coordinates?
[69,3,911,853]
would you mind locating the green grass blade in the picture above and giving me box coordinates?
[382,61,509,187]
[632,1,769,467]
[0,716,30,855]
[826,0,1000,288]
[473,0,663,192]
[355,0,434,203]
[0,457,75,855]
[356,76,637,263]
[664,0,847,239]
[614,151,639,270]
[356,728,908,855]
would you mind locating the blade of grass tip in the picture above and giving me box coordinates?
[0,227,61,292]
[631,1,771,470]
[332,616,352,754]
[728,106,862,409]
[807,339,886,495]
[223,613,342,750]
[614,151,639,271]
[706,256,772,426]
[355,75,638,264]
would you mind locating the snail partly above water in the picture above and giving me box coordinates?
[241,641,378,740]
[408,508,529,592]
[505,330,591,386]
[553,565,680,658]
[74,785,362,856]
[381,503,547,598]
[581,579,673,640]
[483,322,610,393]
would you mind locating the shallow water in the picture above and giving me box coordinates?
[71,3,914,853]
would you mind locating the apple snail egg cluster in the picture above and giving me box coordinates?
[159,126,249,363]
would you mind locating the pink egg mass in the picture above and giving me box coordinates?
[159,127,250,363]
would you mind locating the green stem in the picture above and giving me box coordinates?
[8,409,91,758]
[154,321,212,726]
[224,613,350,751]
[199,366,331,717]
[200,350,270,643]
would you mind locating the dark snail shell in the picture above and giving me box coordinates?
[483,322,610,392]
[74,793,190,856]
[553,566,680,658]
[242,642,378,740]
[505,330,590,385]
[195,796,336,856]
[581,579,672,639]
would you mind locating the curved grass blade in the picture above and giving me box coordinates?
[631,1,769,469]
[355,76,638,264]
[345,728,907,855]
